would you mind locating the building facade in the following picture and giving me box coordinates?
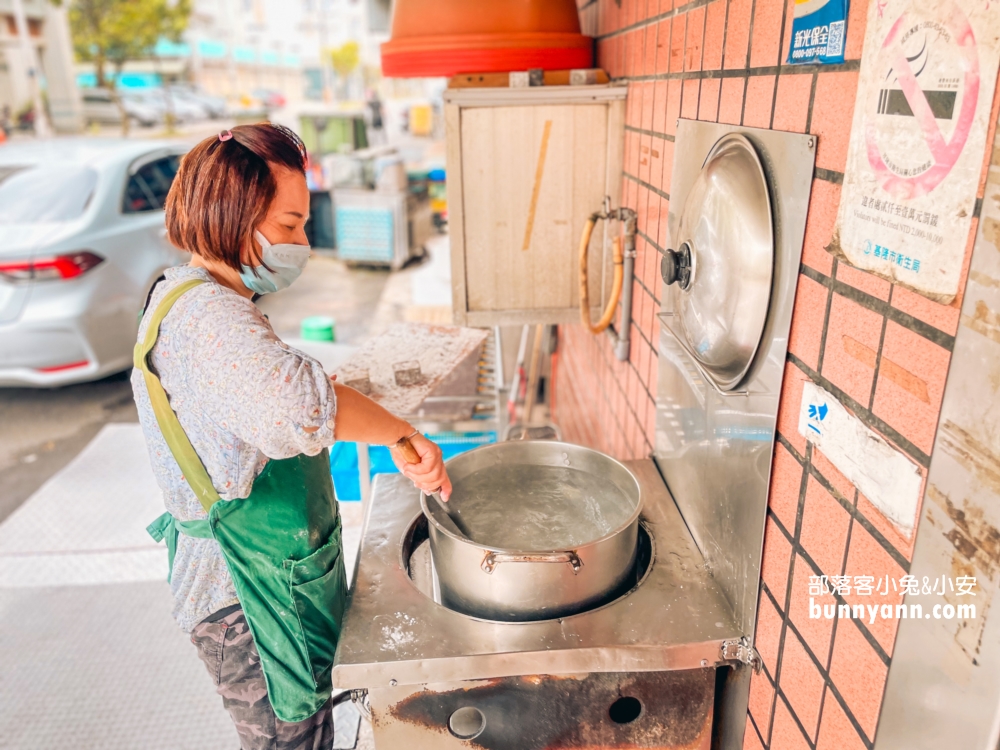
[0,0,82,132]
[555,0,1000,747]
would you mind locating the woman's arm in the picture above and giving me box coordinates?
[328,384,452,500]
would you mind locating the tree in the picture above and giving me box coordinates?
[69,0,191,131]
[328,41,359,98]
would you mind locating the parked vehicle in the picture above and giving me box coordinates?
[253,88,288,110]
[167,84,227,119]
[121,88,209,123]
[81,88,161,128]
[0,139,189,386]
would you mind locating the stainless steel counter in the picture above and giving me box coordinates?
[332,458,741,689]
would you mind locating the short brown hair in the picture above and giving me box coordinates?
[165,123,306,271]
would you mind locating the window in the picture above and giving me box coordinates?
[122,155,181,213]
[0,165,98,224]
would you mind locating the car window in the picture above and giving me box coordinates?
[0,165,98,224]
[122,155,181,213]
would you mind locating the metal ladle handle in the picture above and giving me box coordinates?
[481,551,583,575]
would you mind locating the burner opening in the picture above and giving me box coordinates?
[402,515,654,622]
[608,696,643,724]
[448,706,486,739]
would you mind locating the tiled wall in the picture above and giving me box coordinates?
[554,0,999,747]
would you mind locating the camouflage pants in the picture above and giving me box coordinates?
[191,608,334,750]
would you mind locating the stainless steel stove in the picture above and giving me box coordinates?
[331,119,816,749]
[333,461,738,748]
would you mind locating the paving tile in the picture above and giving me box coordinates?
[872,320,951,456]
[640,80,656,132]
[719,77,747,125]
[769,441,803,532]
[842,520,906,656]
[811,445,856,503]
[788,553,836,663]
[682,79,701,119]
[670,13,687,73]
[800,476,851,578]
[773,74,814,134]
[666,79,683,135]
[856,489,916,561]
[744,75,777,128]
[629,27,646,77]
[745,716,766,749]
[724,0,753,68]
[756,586,785,672]
[890,284,962,337]
[828,619,889,742]
[788,272,830,372]
[844,0,870,60]
[0,583,237,750]
[762,516,794,607]
[776,361,812,455]
[750,0,786,67]
[801,179,839,275]
[749,670,775,739]
[770,696,812,750]
[644,19,659,75]
[821,292,883,406]
[639,134,653,184]
[816,687,869,750]
[655,18,672,72]
[684,6,706,70]
[778,628,826,741]
[652,79,669,135]
[699,77,722,121]
[836,261,892,301]
[702,0,726,70]
[811,71,860,172]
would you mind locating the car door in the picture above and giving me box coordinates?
[121,152,187,286]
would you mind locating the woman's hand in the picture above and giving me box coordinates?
[392,433,453,501]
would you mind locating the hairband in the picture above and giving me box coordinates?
[218,130,233,142]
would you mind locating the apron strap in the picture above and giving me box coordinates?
[133,278,221,513]
[147,512,213,583]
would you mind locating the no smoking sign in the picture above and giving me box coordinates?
[834,0,1000,303]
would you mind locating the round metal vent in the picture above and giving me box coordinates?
[661,133,774,391]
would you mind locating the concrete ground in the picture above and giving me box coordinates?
[0,253,418,749]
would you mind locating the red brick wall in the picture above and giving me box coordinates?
[554,1,998,747]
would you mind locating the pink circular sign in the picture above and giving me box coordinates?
[865,1,980,200]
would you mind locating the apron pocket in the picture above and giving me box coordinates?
[288,529,347,685]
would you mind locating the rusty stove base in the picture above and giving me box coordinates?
[368,669,716,749]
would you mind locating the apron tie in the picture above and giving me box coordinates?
[147,512,212,583]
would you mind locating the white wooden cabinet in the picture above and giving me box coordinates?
[444,85,627,326]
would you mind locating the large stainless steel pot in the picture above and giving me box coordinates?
[422,441,642,622]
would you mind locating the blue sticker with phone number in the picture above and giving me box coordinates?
[787,0,849,65]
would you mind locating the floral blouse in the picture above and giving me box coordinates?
[131,266,337,632]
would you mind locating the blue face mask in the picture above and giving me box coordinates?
[239,231,311,295]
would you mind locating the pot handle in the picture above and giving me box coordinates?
[481,551,583,575]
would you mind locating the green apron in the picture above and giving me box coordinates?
[136,278,347,724]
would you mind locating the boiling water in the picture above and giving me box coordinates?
[448,465,634,549]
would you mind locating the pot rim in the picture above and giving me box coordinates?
[420,440,643,553]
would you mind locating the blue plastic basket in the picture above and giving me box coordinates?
[329,431,496,501]
[335,206,395,263]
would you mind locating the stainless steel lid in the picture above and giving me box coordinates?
[660,133,774,391]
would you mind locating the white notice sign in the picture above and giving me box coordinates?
[798,383,924,538]
[831,0,1000,304]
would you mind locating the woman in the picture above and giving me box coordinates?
[132,123,451,750]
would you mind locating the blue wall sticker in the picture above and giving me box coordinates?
[787,0,849,65]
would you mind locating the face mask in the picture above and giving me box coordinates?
[239,230,311,295]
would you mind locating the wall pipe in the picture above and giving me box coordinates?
[578,206,637,362]
[608,208,637,362]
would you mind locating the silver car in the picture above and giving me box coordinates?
[0,139,189,386]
